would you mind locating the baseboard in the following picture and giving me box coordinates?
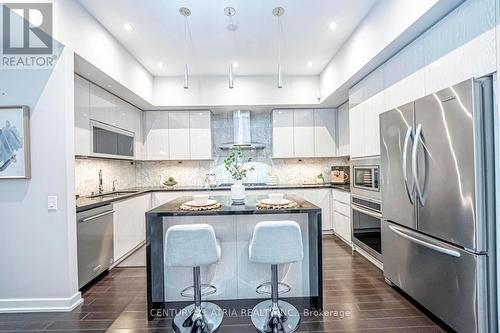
[0,292,83,313]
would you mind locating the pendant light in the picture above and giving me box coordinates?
[225,7,237,89]
[179,7,191,89]
[273,7,285,88]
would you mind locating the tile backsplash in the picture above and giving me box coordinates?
[75,111,349,196]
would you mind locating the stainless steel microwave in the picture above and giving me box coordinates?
[353,165,379,191]
[90,121,134,159]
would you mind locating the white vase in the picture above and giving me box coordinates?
[231,180,245,205]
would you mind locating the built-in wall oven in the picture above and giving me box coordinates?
[351,158,382,262]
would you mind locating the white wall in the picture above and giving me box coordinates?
[0,48,81,311]
[153,75,320,108]
[52,0,154,103]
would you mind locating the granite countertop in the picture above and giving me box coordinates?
[147,194,321,217]
[76,183,350,212]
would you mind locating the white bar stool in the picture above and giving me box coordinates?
[164,224,223,333]
[249,220,304,333]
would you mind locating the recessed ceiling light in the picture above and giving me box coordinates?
[233,61,239,68]
[329,21,338,31]
[307,61,313,67]
[123,23,134,32]
[158,62,164,69]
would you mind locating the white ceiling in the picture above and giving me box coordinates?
[77,0,378,76]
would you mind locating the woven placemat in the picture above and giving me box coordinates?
[256,201,298,210]
[180,202,222,211]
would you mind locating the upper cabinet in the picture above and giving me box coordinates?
[144,111,170,160]
[272,109,295,158]
[168,112,190,160]
[74,75,91,156]
[272,109,337,158]
[90,84,118,126]
[189,111,212,160]
[336,103,350,156]
[75,76,143,159]
[293,109,315,158]
[143,110,212,161]
[314,108,336,157]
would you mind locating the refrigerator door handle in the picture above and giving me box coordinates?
[402,126,414,204]
[388,224,461,257]
[412,124,430,206]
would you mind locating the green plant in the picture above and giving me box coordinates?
[224,147,255,181]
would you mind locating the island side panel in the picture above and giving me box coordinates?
[146,213,164,320]
[308,210,323,311]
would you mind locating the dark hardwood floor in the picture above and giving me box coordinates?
[0,236,445,332]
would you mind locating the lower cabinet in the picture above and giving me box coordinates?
[331,189,352,244]
[113,194,151,262]
[300,189,332,232]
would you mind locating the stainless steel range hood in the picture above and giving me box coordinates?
[219,110,265,150]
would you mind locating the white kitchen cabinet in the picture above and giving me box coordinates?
[332,189,351,244]
[313,109,336,157]
[349,104,364,158]
[113,194,151,262]
[336,103,350,156]
[115,98,136,132]
[74,75,91,155]
[272,109,295,158]
[90,84,117,126]
[144,111,170,160]
[293,109,315,158]
[132,108,143,160]
[189,111,212,160]
[169,112,191,160]
[301,188,332,231]
[364,93,383,157]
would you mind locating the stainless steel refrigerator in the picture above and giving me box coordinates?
[380,77,497,333]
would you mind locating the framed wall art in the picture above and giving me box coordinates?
[0,106,31,179]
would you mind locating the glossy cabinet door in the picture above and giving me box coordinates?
[313,108,336,157]
[74,75,91,155]
[90,84,117,126]
[144,111,169,160]
[168,112,190,160]
[349,104,365,158]
[336,103,350,156]
[302,188,332,231]
[272,109,294,158]
[132,108,143,160]
[293,109,315,158]
[189,111,212,160]
[332,189,351,244]
[113,194,151,262]
[115,98,136,132]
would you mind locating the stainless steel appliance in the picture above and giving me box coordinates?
[91,121,135,159]
[353,164,379,192]
[351,157,382,262]
[77,204,114,289]
[380,77,497,333]
[351,195,382,261]
[218,111,265,150]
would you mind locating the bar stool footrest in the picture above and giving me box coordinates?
[180,284,217,298]
[255,281,291,295]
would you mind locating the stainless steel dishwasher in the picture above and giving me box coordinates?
[77,204,114,289]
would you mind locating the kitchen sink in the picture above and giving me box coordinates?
[89,190,139,199]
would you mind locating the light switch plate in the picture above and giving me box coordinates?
[48,196,58,211]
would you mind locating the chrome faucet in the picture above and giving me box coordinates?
[112,180,118,192]
[98,170,104,194]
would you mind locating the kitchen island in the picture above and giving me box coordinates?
[146,194,322,320]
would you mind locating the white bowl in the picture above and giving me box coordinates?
[193,194,209,205]
[268,193,284,204]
